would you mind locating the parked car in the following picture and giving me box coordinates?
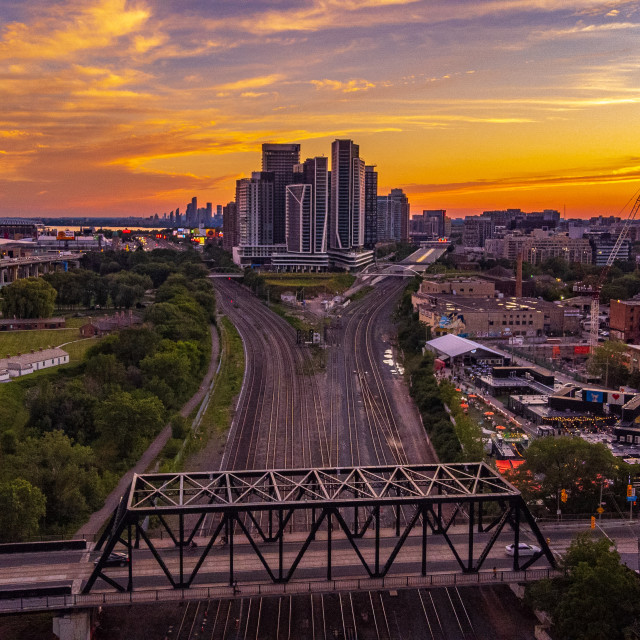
[505,543,541,557]
[95,551,129,567]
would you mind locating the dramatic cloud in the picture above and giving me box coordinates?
[0,0,638,216]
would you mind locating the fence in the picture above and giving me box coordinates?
[0,568,563,614]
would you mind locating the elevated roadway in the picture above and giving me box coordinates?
[0,526,556,614]
[0,254,82,286]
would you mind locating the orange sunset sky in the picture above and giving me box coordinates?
[1,0,639,219]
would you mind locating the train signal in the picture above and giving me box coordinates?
[591,516,596,529]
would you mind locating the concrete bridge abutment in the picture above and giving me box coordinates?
[53,609,95,640]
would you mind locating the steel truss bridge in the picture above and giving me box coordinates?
[85,463,555,595]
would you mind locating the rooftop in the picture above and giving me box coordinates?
[427,296,558,314]
[426,334,505,359]
[0,317,64,326]
[612,299,640,306]
[0,347,68,367]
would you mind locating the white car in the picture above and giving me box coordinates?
[505,543,541,557]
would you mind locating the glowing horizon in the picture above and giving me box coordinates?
[1,0,639,219]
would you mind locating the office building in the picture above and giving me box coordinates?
[185,196,197,228]
[462,217,494,247]
[364,166,378,247]
[262,143,300,245]
[285,184,311,253]
[272,156,330,272]
[222,201,237,253]
[329,139,365,251]
[287,156,328,254]
[590,232,631,266]
[233,172,283,265]
[410,210,450,241]
[377,188,409,243]
[523,231,592,265]
[415,278,496,298]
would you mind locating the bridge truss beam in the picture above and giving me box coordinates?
[84,463,555,594]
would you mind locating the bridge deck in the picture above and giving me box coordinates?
[0,568,561,614]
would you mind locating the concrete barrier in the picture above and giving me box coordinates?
[0,540,87,554]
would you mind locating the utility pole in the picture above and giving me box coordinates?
[599,479,604,522]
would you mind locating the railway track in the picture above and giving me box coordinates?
[161,278,491,640]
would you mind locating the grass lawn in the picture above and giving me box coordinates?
[0,383,28,435]
[263,272,355,295]
[199,316,245,436]
[0,328,81,357]
[62,316,88,328]
[269,302,313,333]
[61,337,99,361]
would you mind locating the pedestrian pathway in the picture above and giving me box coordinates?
[75,325,220,539]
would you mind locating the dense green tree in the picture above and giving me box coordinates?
[84,353,127,390]
[111,327,160,368]
[204,245,237,270]
[0,429,18,455]
[140,344,193,405]
[193,289,216,322]
[108,271,152,308]
[99,260,122,276]
[1,278,57,318]
[0,478,46,542]
[181,261,210,280]
[6,431,104,528]
[27,379,98,444]
[132,261,176,287]
[145,299,209,342]
[510,437,626,513]
[527,534,640,640]
[94,391,165,464]
[44,269,102,308]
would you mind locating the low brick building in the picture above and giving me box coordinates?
[0,317,65,331]
[610,299,640,343]
[415,296,577,338]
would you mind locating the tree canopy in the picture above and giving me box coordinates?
[527,533,640,640]
[0,478,46,542]
[1,278,57,318]
[3,431,105,529]
[509,437,627,513]
[588,341,633,389]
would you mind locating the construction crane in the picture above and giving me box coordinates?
[582,193,640,352]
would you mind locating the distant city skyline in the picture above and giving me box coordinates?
[1,0,639,219]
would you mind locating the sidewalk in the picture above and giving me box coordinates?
[75,325,220,539]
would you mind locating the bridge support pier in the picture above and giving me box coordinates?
[53,609,94,640]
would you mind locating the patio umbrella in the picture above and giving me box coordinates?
[484,411,494,416]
